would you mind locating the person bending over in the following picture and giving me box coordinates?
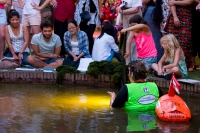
[107,60,163,111]
[27,20,63,68]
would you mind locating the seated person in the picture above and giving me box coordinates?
[27,20,63,68]
[152,34,188,79]
[4,9,29,65]
[107,60,163,111]
[62,20,91,69]
[92,22,122,62]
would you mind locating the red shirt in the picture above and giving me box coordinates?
[54,0,76,22]
[0,4,4,9]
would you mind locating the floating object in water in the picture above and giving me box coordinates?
[155,73,191,122]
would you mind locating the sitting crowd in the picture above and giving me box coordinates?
[0,0,200,80]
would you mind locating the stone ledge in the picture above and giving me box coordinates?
[0,70,200,95]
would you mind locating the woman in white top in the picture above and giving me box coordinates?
[92,22,122,61]
[5,9,29,65]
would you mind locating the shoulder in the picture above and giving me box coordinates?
[52,34,60,40]
[78,30,87,36]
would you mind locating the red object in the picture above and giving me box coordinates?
[54,0,76,22]
[168,73,181,96]
[155,73,191,122]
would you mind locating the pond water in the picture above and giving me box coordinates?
[0,83,199,133]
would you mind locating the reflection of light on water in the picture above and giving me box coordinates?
[79,94,87,103]
[50,93,110,110]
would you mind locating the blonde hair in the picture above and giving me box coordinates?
[160,34,181,61]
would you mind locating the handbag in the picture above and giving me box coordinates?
[0,58,20,69]
[80,0,91,23]
[80,11,91,23]
[151,0,163,22]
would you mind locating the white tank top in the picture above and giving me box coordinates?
[8,24,29,53]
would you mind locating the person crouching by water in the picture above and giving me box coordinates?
[62,20,91,69]
[107,60,163,110]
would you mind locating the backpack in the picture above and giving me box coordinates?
[89,0,96,13]
[151,0,163,22]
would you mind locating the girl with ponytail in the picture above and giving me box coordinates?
[121,15,157,70]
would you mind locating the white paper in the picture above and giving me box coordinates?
[15,68,36,71]
[77,58,94,72]
[177,79,200,84]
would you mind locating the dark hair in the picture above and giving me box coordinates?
[98,22,115,40]
[129,15,148,25]
[7,9,20,24]
[40,20,53,30]
[68,19,78,27]
[128,60,147,80]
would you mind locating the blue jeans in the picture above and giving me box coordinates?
[133,57,157,69]
[5,51,29,65]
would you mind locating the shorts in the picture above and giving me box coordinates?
[133,57,157,69]
[0,9,6,25]
[43,58,60,64]
[22,11,41,26]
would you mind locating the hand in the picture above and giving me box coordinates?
[119,8,123,14]
[6,0,11,6]
[32,2,41,10]
[100,12,104,19]
[107,91,116,98]
[196,3,200,11]
[173,16,180,27]
[50,54,59,59]
[73,56,79,61]
[168,1,174,6]
[120,29,127,33]
[124,52,129,59]
[162,67,166,73]
[18,53,23,60]
[13,54,19,60]
[51,0,58,8]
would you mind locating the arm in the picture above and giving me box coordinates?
[169,0,193,6]
[107,85,128,108]
[4,26,18,59]
[124,31,134,59]
[33,0,52,10]
[108,36,119,52]
[121,24,150,34]
[17,0,24,8]
[169,5,180,27]
[0,0,6,4]
[157,54,166,75]
[18,26,29,60]
[163,48,182,69]
[31,44,59,59]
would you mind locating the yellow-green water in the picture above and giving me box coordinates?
[0,83,199,133]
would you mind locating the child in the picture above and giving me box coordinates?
[152,34,188,79]
[121,15,157,70]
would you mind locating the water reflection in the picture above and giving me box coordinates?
[0,84,199,133]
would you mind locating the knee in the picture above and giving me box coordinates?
[27,56,35,64]
[171,67,179,72]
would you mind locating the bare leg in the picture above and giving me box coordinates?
[166,67,183,78]
[151,63,159,72]
[0,25,5,59]
[44,59,63,68]
[27,56,47,68]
